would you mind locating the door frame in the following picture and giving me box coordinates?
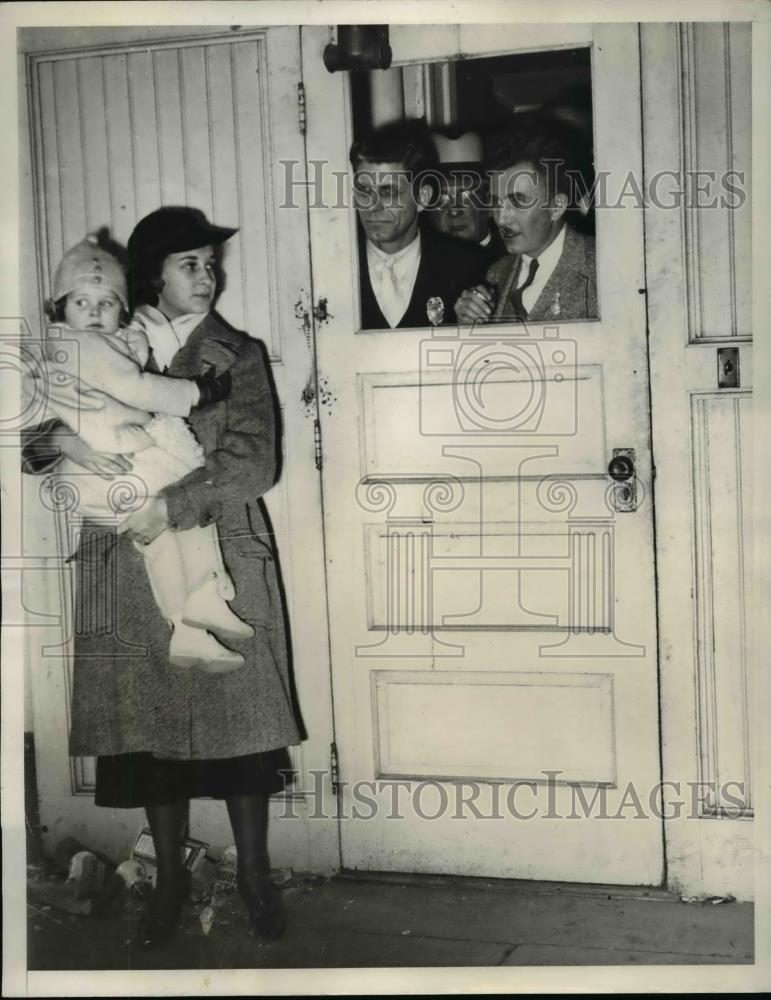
[640,21,755,901]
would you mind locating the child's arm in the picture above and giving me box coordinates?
[117,325,151,369]
[68,329,201,417]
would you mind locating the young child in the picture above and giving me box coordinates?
[35,235,253,673]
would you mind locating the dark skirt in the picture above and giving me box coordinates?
[94,747,295,808]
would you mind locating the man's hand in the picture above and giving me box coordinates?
[116,496,169,546]
[454,285,495,326]
[54,426,133,480]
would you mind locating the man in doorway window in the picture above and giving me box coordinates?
[428,129,506,268]
[455,111,598,325]
[351,120,486,330]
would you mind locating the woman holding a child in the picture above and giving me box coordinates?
[22,207,301,948]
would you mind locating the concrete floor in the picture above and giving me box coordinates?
[27,870,754,970]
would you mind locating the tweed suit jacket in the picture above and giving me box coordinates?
[486,226,598,323]
[24,312,302,760]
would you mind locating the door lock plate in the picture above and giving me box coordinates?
[717,347,740,388]
[609,447,637,512]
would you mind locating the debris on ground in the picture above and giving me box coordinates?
[199,905,215,935]
[28,838,115,916]
[29,834,310,933]
[191,857,219,900]
[67,851,106,899]
[216,844,238,891]
[28,880,95,916]
[131,826,208,889]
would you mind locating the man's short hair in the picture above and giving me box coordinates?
[349,118,439,177]
[485,110,591,207]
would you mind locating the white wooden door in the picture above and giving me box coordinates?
[19,26,336,869]
[304,23,664,884]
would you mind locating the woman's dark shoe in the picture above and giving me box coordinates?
[237,872,287,940]
[134,867,192,950]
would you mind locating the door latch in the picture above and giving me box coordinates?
[607,448,637,513]
[717,347,740,388]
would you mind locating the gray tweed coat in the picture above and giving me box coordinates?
[42,312,301,760]
[487,225,598,323]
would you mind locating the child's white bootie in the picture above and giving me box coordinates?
[182,576,255,642]
[169,619,244,673]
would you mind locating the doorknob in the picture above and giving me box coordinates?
[607,453,635,481]
[608,448,637,512]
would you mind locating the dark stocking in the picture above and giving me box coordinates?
[136,800,191,949]
[226,793,271,885]
[145,800,188,887]
[226,793,285,938]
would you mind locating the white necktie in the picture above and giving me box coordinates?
[373,255,405,328]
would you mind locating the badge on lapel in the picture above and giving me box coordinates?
[550,292,562,317]
[426,296,445,327]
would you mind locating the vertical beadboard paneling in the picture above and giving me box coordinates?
[692,393,752,813]
[680,24,752,341]
[205,43,245,330]
[102,54,136,244]
[232,39,278,356]
[35,60,64,293]
[152,47,187,207]
[52,60,87,255]
[77,57,112,234]
[126,51,162,220]
[31,37,281,355]
[179,46,214,219]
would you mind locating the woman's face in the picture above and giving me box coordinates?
[157,245,217,319]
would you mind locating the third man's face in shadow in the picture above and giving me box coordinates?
[429,179,492,245]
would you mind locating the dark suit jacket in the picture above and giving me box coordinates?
[486,226,598,323]
[359,225,486,330]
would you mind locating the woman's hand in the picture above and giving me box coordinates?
[116,496,169,546]
[454,285,495,326]
[53,426,134,480]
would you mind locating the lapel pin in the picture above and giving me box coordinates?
[427,296,445,327]
[550,292,561,317]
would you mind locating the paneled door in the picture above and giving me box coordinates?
[303,23,664,884]
[21,26,335,868]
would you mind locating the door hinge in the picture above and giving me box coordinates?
[330,740,340,795]
[297,81,307,135]
[314,417,322,471]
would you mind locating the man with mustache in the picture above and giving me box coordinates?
[455,112,597,325]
